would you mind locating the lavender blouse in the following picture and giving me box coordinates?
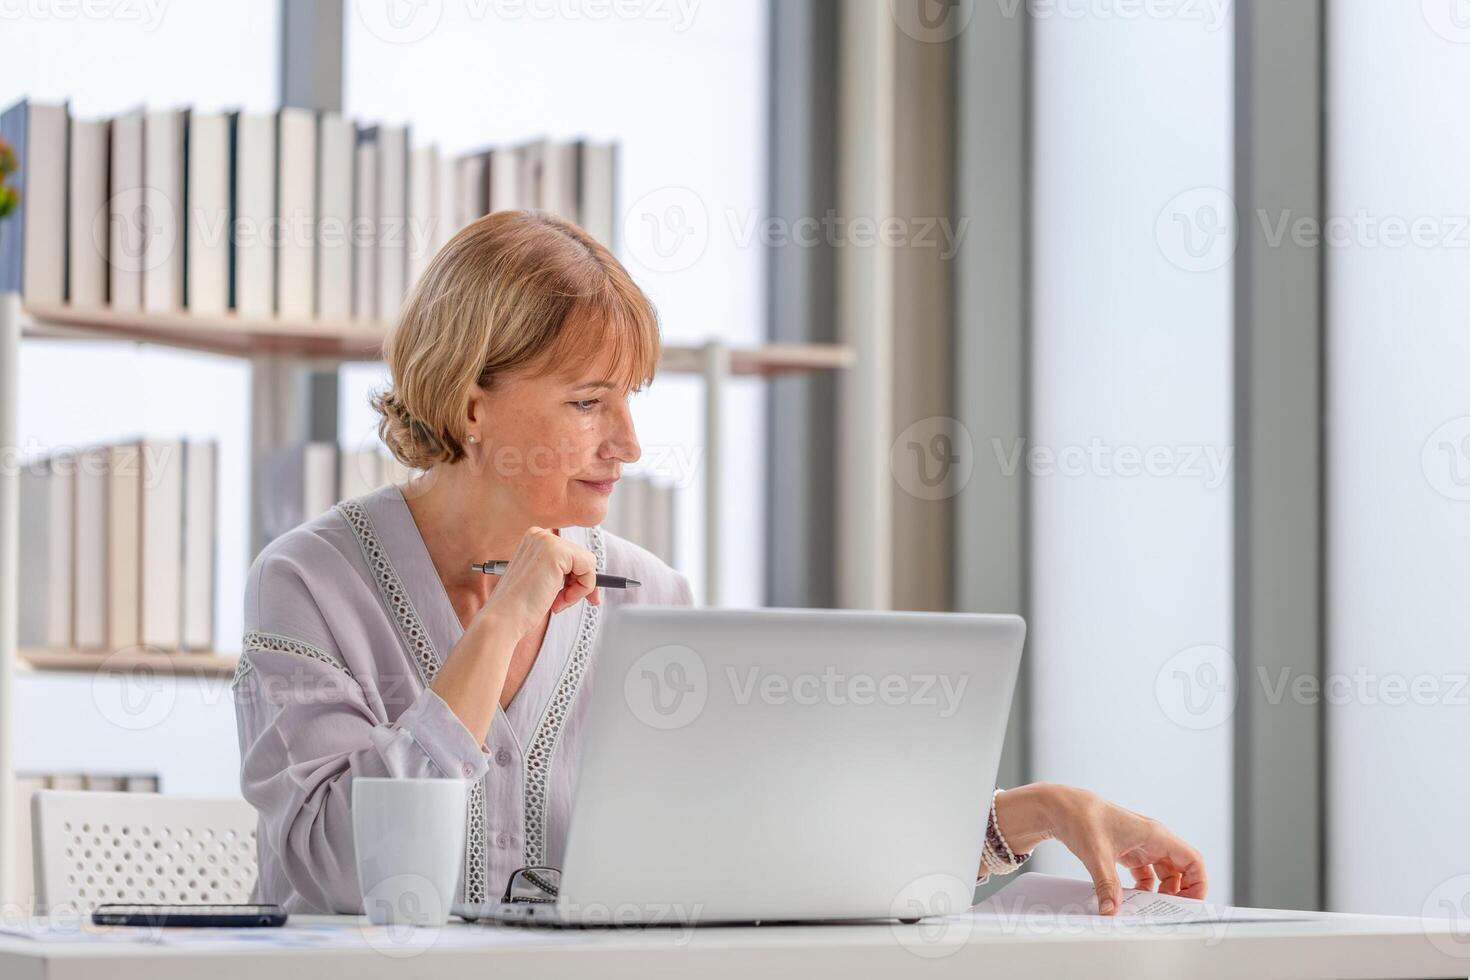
[231,483,694,914]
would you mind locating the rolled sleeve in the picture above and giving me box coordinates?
[390,687,492,781]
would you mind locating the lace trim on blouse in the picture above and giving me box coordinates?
[523,524,605,866]
[233,630,348,688]
[335,496,488,905]
[333,494,607,900]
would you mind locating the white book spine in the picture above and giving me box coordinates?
[107,442,142,652]
[579,142,618,251]
[456,154,486,230]
[488,148,523,213]
[72,448,109,649]
[407,144,438,293]
[434,154,458,252]
[277,107,318,320]
[233,112,277,318]
[46,458,75,647]
[109,109,146,311]
[181,441,217,651]
[143,109,187,312]
[376,125,409,321]
[17,465,51,648]
[316,113,356,320]
[353,133,378,322]
[23,103,68,304]
[68,118,110,308]
[303,442,339,518]
[140,439,184,650]
[186,111,231,315]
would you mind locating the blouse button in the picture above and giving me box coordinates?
[495,832,511,849]
[494,748,513,767]
[461,762,475,778]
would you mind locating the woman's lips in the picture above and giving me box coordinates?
[577,479,616,494]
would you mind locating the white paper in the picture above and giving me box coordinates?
[973,873,1313,926]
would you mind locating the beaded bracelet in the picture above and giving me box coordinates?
[977,787,1033,885]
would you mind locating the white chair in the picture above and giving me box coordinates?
[31,790,260,913]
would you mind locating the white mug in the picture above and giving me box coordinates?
[352,777,468,926]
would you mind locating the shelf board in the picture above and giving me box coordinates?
[20,304,856,375]
[22,303,386,360]
[20,647,240,678]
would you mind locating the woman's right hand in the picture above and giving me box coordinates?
[478,527,601,638]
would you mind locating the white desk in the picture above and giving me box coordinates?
[1,910,1467,979]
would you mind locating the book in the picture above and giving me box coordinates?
[0,98,68,304]
[83,774,124,791]
[17,459,73,648]
[579,142,618,251]
[106,441,142,652]
[487,146,522,212]
[72,447,108,649]
[139,438,183,650]
[377,124,408,320]
[68,117,110,308]
[615,475,646,549]
[276,107,317,320]
[339,447,383,501]
[406,143,438,291]
[648,480,675,564]
[316,112,355,320]
[108,107,145,310]
[181,440,217,651]
[232,111,276,317]
[517,140,545,215]
[142,108,187,313]
[353,126,378,322]
[259,442,338,549]
[187,111,232,315]
[434,152,457,252]
[455,152,487,229]
[542,140,580,220]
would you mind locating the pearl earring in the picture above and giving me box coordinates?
[467,435,478,444]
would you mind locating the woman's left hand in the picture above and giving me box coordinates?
[993,783,1208,915]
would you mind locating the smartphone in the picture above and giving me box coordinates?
[91,904,288,928]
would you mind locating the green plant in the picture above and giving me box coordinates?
[0,136,17,219]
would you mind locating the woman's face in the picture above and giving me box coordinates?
[468,343,642,529]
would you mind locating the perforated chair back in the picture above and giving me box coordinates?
[31,791,260,913]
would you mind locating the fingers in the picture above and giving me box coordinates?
[552,539,601,610]
[1079,845,1122,916]
[1129,863,1159,892]
[1138,828,1209,900]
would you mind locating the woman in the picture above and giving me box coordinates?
[232,211,1207,918]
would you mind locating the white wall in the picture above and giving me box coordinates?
[1326,1,1470,915]
[14,673,240,796]
[341,3,768,606]
[1028,3,1235,899]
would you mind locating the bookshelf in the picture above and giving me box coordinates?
[18,647,239,678]
[0,289,853,671]
[19,301,857,375]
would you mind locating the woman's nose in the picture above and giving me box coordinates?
[606,402,641,464]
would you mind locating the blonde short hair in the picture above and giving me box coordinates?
[373,211,661,469]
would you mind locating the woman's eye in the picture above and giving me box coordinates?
[570,399,601,412]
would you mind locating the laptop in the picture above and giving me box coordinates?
[454,606,1025,927]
